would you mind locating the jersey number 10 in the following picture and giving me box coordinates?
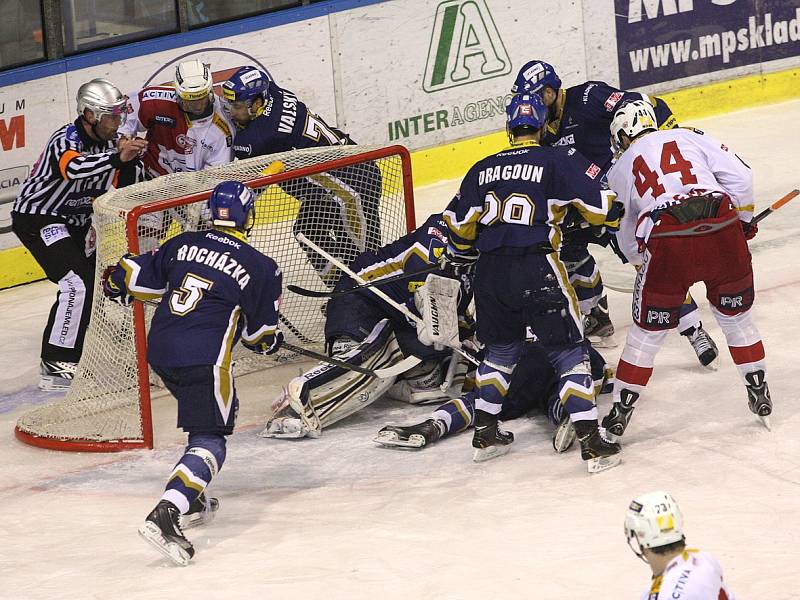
[632,140,698,199]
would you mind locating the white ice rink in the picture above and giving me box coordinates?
[2,101,799,599]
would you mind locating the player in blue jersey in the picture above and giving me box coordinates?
[262,212,475,439]
[512,60,719,368]
[102,181,284,566]
[375,341,613,452]
[221,66,382,284]
[441,93,622,471]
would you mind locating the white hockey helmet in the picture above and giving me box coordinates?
[624,491,685,557]
[174,59,213,102]
[76,78,127,123]
[610,99,657,153]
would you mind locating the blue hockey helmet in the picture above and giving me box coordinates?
[506,93,547,137]
[209,181,255,231]
[511,60,562,95]
[221,66,271,105]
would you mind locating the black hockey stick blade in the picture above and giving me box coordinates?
[752,188,799,224]
[287,264,441,299]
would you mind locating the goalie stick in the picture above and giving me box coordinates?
[287,265,441,299]
[281,342,420,379]
[295,233,481,367]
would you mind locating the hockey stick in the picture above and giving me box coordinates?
[295,233,481,367]
[751,188,799,224]
[287,264,441,299]
[282,342,420,379]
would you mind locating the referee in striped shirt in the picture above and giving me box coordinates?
[12,78,147,391]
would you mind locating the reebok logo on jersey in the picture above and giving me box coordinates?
[604,91,624,112]
[585,163,601,179]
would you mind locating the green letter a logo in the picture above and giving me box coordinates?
[423,0,511,93]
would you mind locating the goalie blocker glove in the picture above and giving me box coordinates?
[101,264,134,306]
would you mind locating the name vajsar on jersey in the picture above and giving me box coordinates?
[477,163,544,186]
[175,236,251,289]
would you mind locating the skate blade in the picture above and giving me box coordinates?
[373,431,426,449]
[552,420,577,453]
[758,414,772,431]
[138,522,192,566]
[258,419,309,439]
[38,377,71,392]
[178,499,219,530]
[586,454,622,473]
[588,335,617,349]
[472,444,511,463]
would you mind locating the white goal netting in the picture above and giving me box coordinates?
[15,145,414,450]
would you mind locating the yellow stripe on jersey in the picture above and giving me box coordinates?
[442,206,483,247]
[356,242,431,282]
[213,307,240,423]
[120,258,165,301]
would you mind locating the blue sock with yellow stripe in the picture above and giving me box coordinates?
[161,433,227,514]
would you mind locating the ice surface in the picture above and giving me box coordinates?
[1,101,799,599]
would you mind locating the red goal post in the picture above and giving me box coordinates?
[15,144,415,452]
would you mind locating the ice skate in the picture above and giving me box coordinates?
[552,416,577,453]
[138,500,194,566]
[39,360,77,391]
[472,410,514,462]
[683,325,719,370]
[178,492,219,530]
[584,296,616,348]
[745,369,772,430]
[374,418,446,449]
[601,389,640,442]
[259,377,321,439]
[575,421,621,473]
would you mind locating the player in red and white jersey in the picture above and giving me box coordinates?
[602,100,771,440]
[120,59,233,179]
[625,491,736,600]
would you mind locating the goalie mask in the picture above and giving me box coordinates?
[624,491,685,561]
[174,59,214,116]
[611,100,657,154]
[209,181,255,232]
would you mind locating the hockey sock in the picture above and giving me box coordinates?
[432,394,475,434]
[677,293,702,335]
[162,433,227,514]
[711,307,766,381]
[545,345,595,421]
[474,342,523,415]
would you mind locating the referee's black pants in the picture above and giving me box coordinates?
[11,212,95,364]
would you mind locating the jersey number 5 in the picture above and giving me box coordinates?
[632,140,698,199]
[169,273,214,316]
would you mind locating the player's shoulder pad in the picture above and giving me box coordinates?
[212,113,233,145]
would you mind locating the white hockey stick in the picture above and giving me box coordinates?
[295,233,480,367]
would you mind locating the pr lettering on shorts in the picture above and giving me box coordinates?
[644,306,678,329]
[718,287,754,312]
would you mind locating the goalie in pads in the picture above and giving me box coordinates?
[261,214,474,439]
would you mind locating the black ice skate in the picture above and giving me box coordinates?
[745,369,772,430]
[472,410,514,463]
[374,419,446,449]
[601,388,640,442]
[575,420,621,473]
[584,296,616,348]
[683,324,719,370]
[178,492,219,530]
[138,500,195,566]
[39,360,77,391]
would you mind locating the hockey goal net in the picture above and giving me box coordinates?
[15,145,415,451]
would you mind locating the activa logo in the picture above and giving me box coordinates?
[627,0,738,24]
[423,0,511,93]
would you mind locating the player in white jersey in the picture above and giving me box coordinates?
[625,491,736,599]
[602,100,771,441]
[119,59,233,178]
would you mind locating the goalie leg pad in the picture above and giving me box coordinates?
[386,358,450,404]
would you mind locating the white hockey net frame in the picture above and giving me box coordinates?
[15,144,415,451]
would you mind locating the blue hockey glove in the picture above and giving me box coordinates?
[439,246,478,277]
[604,200,625,232]
[101,264,134,306]
[243,330,284,355]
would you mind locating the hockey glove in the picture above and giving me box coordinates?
[243,330,284,356]
[439,246,478,277]
[604,200,625,232]
[101,265,134,306]
[741,219,758,240]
